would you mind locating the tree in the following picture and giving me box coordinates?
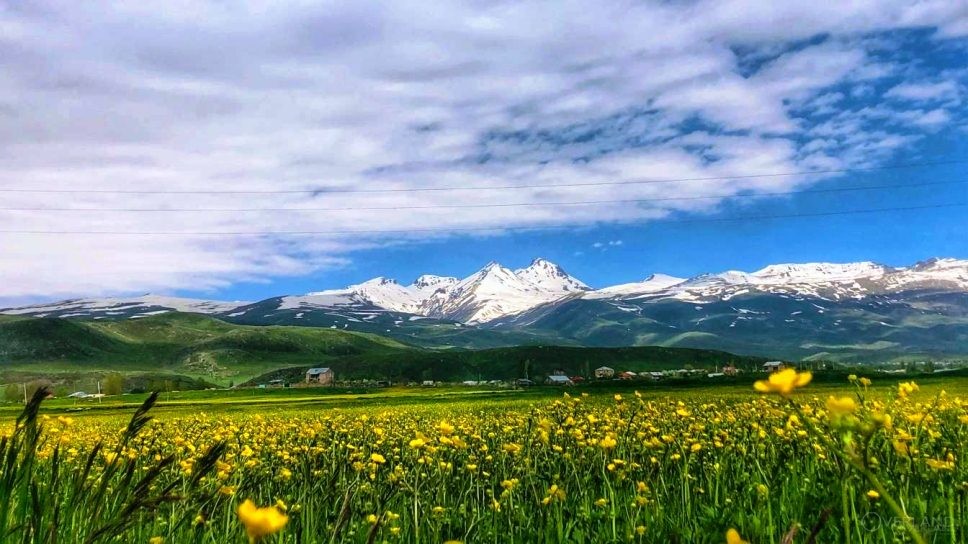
[3,384,21,403]
[103,373,125,396]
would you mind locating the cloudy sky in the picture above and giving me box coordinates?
[1,0,966,303]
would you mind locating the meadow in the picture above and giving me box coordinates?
[1,376,965,543]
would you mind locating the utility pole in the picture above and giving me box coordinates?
[22,383,27,405]
[97,380,101,404]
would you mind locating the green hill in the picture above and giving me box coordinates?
[0,313,410,386]
[0,313,768,389]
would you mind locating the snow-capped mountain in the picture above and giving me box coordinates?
[292,277,425,314]
[608,259,968,303]
[0,294,249,319]
[420,259,589,323]
[3,258,967,327]
[412,275,459,294]
[585,274,686,299]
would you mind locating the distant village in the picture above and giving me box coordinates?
[254,360,822,389]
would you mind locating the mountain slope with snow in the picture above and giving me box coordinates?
[0,294,249,319]
[419,259,589,323]
[1,256,967,361]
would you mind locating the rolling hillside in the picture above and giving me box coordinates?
[0,313,765,388]
[0,313,411,385]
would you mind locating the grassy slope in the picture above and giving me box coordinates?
[0,313,411,385]
[0,313,766,388]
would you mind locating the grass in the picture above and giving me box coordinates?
[1,374,965,542]
[0,313,768,388]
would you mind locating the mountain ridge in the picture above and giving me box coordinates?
[3,257,968,363]
[6,256,966,323]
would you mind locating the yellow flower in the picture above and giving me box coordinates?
[866,490,880,500]
[826,396,857,418]
[754,369,812,395]
[600,435,617,449]
[726,528,748,544]
[370,453,386,464]
[237,499,289,542]
[897,381,919,398]
[438,421,455,436]
[149,538,164,544]
[409,437,426,449]
[926,458,955,471]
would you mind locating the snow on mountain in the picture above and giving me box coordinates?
[883,258,968,291]
[411,275,459,294]
[421,259,588,323]
[751,262,888,284]
[513,258,589,293]
[0,294,249,318]
[586,274,686,299]
[287,277,424,313]
[4,257,967,323]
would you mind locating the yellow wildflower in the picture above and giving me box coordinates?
[897,381,919,398]
[754,369,812,395]
[726,528,748,544]
[237,499,288,542]
[826,396,857,418]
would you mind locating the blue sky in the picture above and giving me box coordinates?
[0,2,966,303]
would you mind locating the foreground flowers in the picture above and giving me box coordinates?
[753,368,812,395]
[0,378,964,542]
[237,499,289,542]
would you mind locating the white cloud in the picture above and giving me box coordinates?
[0,0,965,300]
[885,81,962,102]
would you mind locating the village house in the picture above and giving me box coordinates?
[305,367,334,385]
[545,375,573,386]
[594,366,615,379]
[763,361,787,372]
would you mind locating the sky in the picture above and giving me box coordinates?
[0,1,966,304]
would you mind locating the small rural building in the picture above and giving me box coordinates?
[722,365,738,376]
[305,367,334,385]
[594,366,615,379]
[619,371,638,380]
[763,361,787,372]
[545,375,573,386]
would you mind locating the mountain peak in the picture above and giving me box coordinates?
[751,261,887,283]
[515,258,589,292]
[360,276,397,286]
[412,274,459,291]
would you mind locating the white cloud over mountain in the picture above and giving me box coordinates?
[0,1,965,300]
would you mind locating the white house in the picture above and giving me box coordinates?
[594,366,615,379]
[545,375,573,386]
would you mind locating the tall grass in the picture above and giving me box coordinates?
[0,381,964,542]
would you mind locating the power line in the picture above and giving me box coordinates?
[0,178,962,212]
[0,158,966,195]
[0,202,962,236]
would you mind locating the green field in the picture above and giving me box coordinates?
[0,312,768,390]
[1,374,965,542]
